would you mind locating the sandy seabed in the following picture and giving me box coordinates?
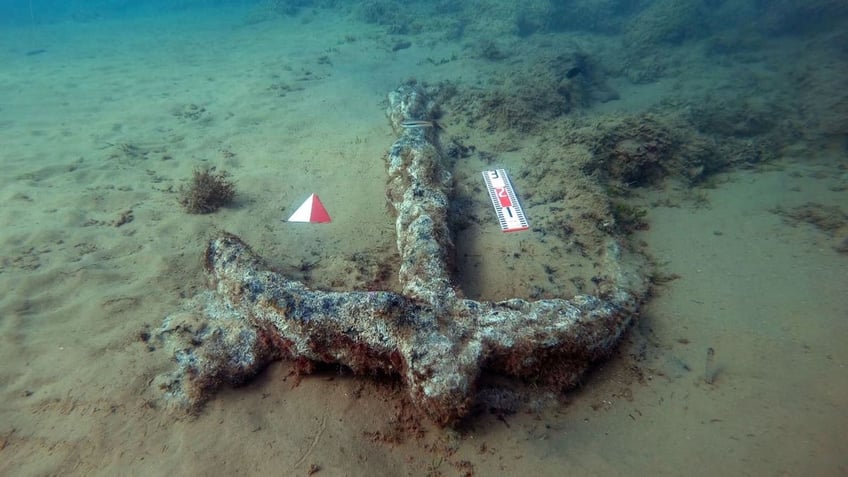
[1,6,846,476]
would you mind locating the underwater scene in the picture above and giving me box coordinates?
[1,0,846,475]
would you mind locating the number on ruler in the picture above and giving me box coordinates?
[496,187,512,207]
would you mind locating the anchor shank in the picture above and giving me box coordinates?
[385,84,456,309]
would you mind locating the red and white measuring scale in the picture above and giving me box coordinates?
[482,169,529,232]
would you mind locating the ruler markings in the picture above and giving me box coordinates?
[482,169,529,233]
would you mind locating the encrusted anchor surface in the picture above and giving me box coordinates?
[154,83,649,426]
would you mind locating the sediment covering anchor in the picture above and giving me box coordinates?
[154,83,650,426]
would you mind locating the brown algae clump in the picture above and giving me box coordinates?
[179,167,236,214]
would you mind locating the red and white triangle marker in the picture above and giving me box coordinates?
[287,193,331,223]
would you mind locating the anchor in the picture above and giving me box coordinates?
[154,83,650,426]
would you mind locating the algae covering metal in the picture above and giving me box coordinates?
[154,83,650,426]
